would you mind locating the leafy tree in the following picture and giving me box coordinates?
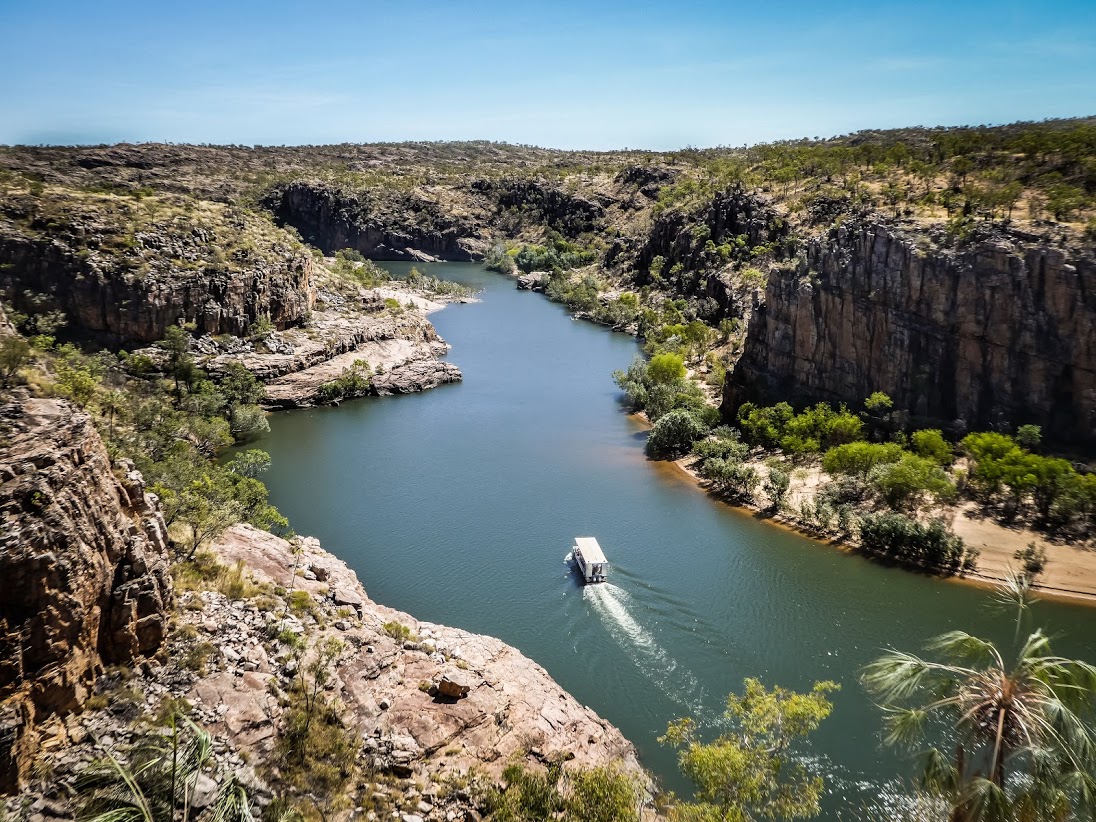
[228,404,269,440]
[910,429,952,465]
[613,353,706,423]
[737,402,794,448]
[692,430,750,463]
[703,457,761,501]
[868,452,956,511]
[822,441,904,477]
[763,467,791,510]
[156,325,196,404]
[864,391,893,415]
[863,629,1096,822]
[219,361,266,408]
[1014,424,1042,451]
[862,392,895,439]
[661,679,839,822]
[179,473,243,559]
[1046,183,1085,221]
[226,449,272,479]
[612,356,650,411]
[858,512,970,573]
[648,352,687,386]
[961,432,1024,498]
[0,335,31,385]
[647,409,708,459]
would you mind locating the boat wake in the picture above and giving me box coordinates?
[583,583,717,724]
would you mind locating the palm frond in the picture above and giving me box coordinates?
[211,776,255,822]
[926,631,1002,669]
[861,652,972,703]
[881,708,931,749]
[958,777,1012,822]
[83,809,147,822]
[918,747,960,797]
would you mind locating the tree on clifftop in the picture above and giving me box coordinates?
[661,679,838,821]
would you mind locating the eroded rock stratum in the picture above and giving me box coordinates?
[0,396,172,791]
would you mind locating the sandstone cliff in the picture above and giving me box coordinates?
[727,220,1096,444]
[0,395,172,791]
[263,182,489,262]
[630,186,793,323]
[0,187,314,346]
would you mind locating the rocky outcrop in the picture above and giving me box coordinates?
[516,271,547,292]
[201,525,646,785]
[474,178,606,237]
[263,182,486,261]
[0,396,172,790]
[202,288,464,408]
[727,220,1096,444]
[631,186,793,323]
[0,194,314,346]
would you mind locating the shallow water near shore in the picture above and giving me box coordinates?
[253,263,1096,818]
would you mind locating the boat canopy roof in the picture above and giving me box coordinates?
[574,537,607,564]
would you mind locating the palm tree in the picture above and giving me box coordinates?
[862,628,1096,822]
[75,711,256,822]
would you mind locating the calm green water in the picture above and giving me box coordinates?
[253,263,1096,818]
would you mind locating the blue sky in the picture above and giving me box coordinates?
[2,0,1094,149]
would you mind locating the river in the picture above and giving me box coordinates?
[251,262,1096,818]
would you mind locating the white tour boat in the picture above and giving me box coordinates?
[571,536,608,583]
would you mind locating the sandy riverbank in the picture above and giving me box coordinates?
[631,415,1096,606]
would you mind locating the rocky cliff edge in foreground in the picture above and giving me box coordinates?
[200,524,644,784]
[0,396,173,792]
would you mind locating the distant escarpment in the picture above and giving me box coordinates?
[727,220,1096,444]
[0,187,314,346]
[0,395,172,791]
[263,182,489,261]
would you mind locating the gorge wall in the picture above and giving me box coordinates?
[0,395,173,791]
[263,182,486,261]
[726,220,1096,444]
[0,191,314,346]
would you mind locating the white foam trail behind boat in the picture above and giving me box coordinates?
[583,583,715,723]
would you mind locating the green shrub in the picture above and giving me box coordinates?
[647,352,686,385]
[484,243,516,274]
[910,428,952,465]
[647,409,709,459]
[763,467,791,508]
[868,453,956,511]
[315,359,372,404]
[858,512,970,574]
[823,441,904,476]
[702,457,760,500]
[383,621,414,642]
[692,431,749,463]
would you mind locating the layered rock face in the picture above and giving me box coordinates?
[632,187,793,322]
[727,220,1096,443]
[0,192,314,346]
[474,177,606,237]
[264,182,484,261]
[0,396,172,790]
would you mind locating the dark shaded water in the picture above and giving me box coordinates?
[252,263,1096,818]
